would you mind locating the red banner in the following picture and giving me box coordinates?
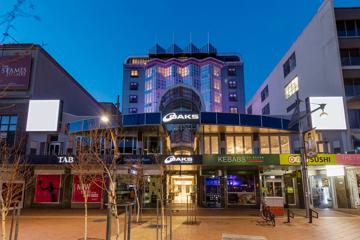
[34,175,61,203]
[72,175,103,203]
[0,55,32,90]
[336,154,360,165]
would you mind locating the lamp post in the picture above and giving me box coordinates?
[288,93,327,217]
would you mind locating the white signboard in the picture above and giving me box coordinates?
[162,112,199,123]
[164,155,193,164]
[26,100,61,132]
[308,97,346,130]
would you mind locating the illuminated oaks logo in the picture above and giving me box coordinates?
[164,155,193,164]
[162,112,199,123]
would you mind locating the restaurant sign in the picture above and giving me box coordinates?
[203,155,279,166]
[280,154,337,166]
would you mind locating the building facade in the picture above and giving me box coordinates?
[122,43,245,115]
[246,0,360,154]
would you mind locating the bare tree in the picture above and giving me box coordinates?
[0,138,32,240]
[69,137,104,240]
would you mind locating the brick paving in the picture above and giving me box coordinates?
[1,209,360,240]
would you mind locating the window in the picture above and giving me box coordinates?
[284,76,299,99]
[0,115,17,146]
[261,85,269,102]
[145,80,152,91]
[337,20,360,37]
[129,95,138,103]
[164,67,172,77]
[260,135,290,154]
[227,67,236,76]
[120,137,137,154]
[214,92,221,103]
[229,93,237,101]
[178,66,189,77]
[204,135,219,154]
[213,66,221,77]
[214,80,221,90]
[226,135,252,154]
[340,48,360,66]
[228,80,237,89]
[344,78,360,97]
[247,105,252,114]
[283,52,296,78]
[130,69,139,77]
[262,103,270,115]
[128,108,137,113]
[130,82,139,90]
[230,107,238,113]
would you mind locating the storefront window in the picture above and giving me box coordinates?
[244,136,252,154]
[120,137,137,154]
[204,136,211,154]
[226,135,252,154]
[280,136,290,153]
[270,136,280,154]
[227,174,256,205]
[261,135,290,154]
[260,136,270,154]
[226,136,235,154]
[144,136,160,154]
[211,136,219,154]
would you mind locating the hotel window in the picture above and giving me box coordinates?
[204,135,219,154]
[261,85,269,102]
[145,80,152,91]
[128,108,137,114]
[340,48,360,66]
[178,66,189,77]
[213,66,221,77]
[226,135,252,154]
[130,69,139,78]
[129,95,138,103]
[228,80,237,89]
[214,92,221,103]
[337,20,360,37]
[214,79,221,90]
[262,103,270,115]
[284,76,299,99]
[344,78,360,97]
[230,107,238,113]
[229,93,237,102]
[130,82,139,90]
[164,67,172,77]
[260,135,290,154]
[227,67,236,76]
[283,52,296,78]
[0,115,17,146]
[145,68,152,78]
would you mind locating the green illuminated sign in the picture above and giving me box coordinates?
[203,154,279,166]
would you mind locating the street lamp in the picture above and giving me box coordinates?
[100,115,110,124]
[288,94,327,217]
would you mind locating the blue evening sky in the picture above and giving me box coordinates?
[1,0,359,106]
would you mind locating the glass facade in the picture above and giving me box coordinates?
[0,115,17,146]
[260,135,290,154]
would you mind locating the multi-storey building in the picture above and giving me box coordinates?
[247,0,360,153]
[122,43,245,114]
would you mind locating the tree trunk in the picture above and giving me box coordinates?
[84,200,88,240]
[134,187,140,223]
[1,210,6,240]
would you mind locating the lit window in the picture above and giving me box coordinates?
[270,136,280,154]
[145,80,152,91]
[213,66,221,77]
[214,80,221,90]
[260,135,290,153]
[164,67,172,77]
[214,92,221,103]
[228,81,237,89]
[229,93,237,101]
[130,69,139,77]
[204,136,219,154]
[230,107,238,113]
[145,93,153,104]
[280,136,290,153]
[145,68,152,78]
[284,76,299,99]
[178,66,189,77]
[260,136,270,154]
[226,135,252,154]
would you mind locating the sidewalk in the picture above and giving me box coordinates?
[3,208,359,240]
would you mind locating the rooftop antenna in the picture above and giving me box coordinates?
[207,32,210,53]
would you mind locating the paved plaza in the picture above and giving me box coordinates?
[1,208,360,240]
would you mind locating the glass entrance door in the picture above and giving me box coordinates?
[309,175,333,208]
[170,175,196,204]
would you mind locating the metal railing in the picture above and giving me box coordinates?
[185,193,198,225]
[283,208,295,224]
[105,202,135,240]
[308,208,319,224]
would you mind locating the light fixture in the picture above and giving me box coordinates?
[319,110,328,118]
[100,115,110,123]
